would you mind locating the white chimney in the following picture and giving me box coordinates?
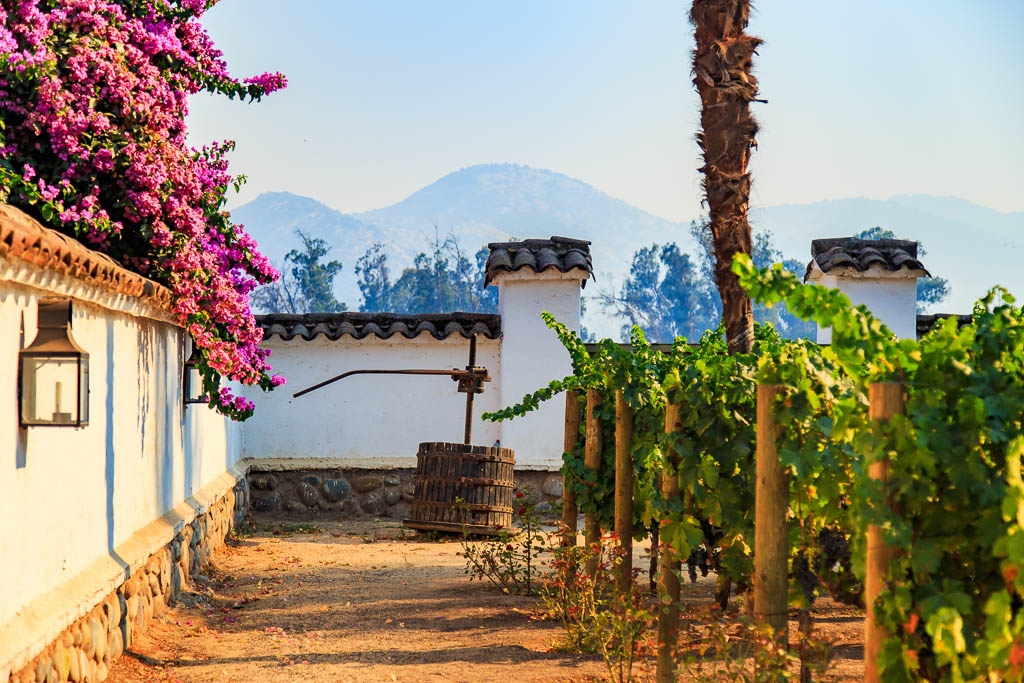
[805,237,929,343]
[485,237,592,469]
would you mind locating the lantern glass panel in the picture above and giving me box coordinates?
[21,355,83,425]
[184,360,205,404]
[78,356,89,424]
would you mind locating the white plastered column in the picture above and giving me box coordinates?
[492,269,588,469]
[806,263,925,342]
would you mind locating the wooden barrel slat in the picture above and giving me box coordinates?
[412,500,512,512]
[404,442,515,535]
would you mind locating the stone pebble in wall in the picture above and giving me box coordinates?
[384,486,403,506]
[322,478,350,502]
[352,475,383,493]
[252,491,281,513]
[250,475,276,490]
[299,482,319,508]
[541,474,563,498]
[362,490,387,516]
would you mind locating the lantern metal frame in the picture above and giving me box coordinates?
[18,299,89,427]
[183,346,206,405]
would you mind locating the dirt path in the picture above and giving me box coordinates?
[105,519,863,682]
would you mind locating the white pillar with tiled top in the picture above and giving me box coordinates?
[805,238,928,343]
[486,237,592,469]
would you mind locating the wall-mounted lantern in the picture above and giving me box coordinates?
[19,300,89,427]
[183,346,206,405]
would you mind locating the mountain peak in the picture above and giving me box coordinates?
[244,191,339,214]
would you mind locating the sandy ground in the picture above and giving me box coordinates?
[105,519,864,682]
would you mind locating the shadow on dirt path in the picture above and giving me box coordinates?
[105,519,608,683]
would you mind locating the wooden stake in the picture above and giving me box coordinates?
[865,382,904,683]
[656,403,683,683]
[562,390,581,548]
[754,384,788,645]
[584,388,603,577]
[615,389,634,599]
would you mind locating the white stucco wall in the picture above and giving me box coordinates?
[810,269,921,343]
[0,266,241,629]
[241,335,501,467]
[495,271,584,469]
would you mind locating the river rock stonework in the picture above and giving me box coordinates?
[244,468,564,521]
[246,468,415,520]
[7,479,247,683]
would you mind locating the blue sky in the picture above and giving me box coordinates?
[187,0,1024,222]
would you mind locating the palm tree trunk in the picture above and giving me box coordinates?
[691,0,762,354]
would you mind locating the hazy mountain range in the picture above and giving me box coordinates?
[233,163,1024,339]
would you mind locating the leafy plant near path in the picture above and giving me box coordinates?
[539,533,654,683]
[459,490,545,595]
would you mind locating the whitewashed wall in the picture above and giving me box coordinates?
[0,241,241,632]
[242,335,501,467]
[244,266,588,471]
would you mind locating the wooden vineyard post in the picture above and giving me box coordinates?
[584,388,603,577]
[754,384,788,645]
[656,402,683,683]
[865,382,905,683]
[561,390,581,547]
[614,389,634,599]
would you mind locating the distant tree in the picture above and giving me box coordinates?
[599,242,718,342]
[356,233,497,314]
[250,264,303,314]
[355,243,393,312]
[852,227,950,312]
[285,231,346,312]
[389,250,456,313]
[251,230,346,313]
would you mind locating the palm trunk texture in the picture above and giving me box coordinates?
[691,0,762,355]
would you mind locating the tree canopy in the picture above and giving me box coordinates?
[355,234,497,314]
[251,231,346,313]
[603,226,815,342]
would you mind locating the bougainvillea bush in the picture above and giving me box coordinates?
[0,0,286,419]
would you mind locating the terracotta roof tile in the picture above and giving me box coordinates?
[258,312,501,342]
[916,313,972,338]
[485,236,593,286]
[0,204,172,308]
[806,237,930,281]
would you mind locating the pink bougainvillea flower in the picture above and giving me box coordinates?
[0,0,287,420]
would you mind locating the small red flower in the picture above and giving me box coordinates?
[1010,643,1024,669]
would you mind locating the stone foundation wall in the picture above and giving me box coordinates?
[6,480,247,683]
[246,467,565,521]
